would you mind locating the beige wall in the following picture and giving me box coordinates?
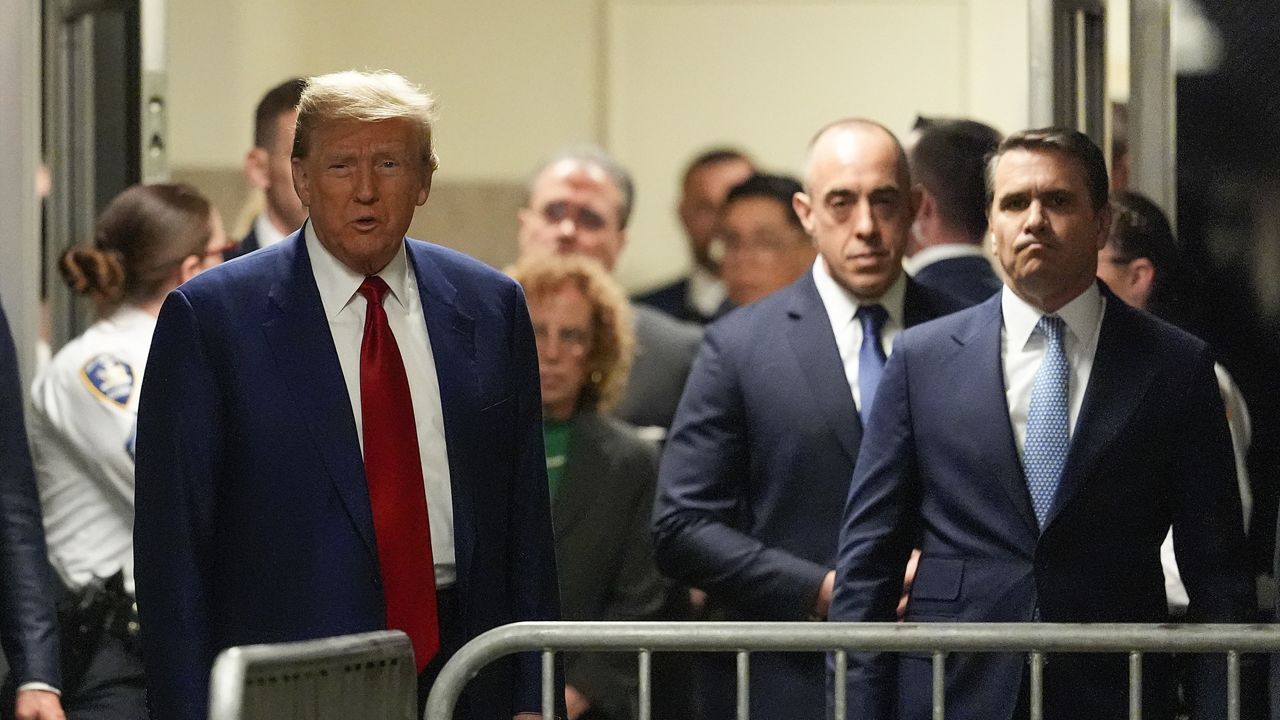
[167,0,1031,290]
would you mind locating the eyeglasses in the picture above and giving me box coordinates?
[532,325,593,357]
[540,201,610,232]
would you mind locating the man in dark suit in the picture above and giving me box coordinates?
[223,77,308,261]
[517,147,701,430]
[831,128,1254,720]
[634,149,753,324]
[652,119,962,719]
[134,70,563,720]
[904,118,1003,304]
[0,304,63,720]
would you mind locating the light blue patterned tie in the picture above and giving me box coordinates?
[856,304,888,425]
[1024,315,1069,529]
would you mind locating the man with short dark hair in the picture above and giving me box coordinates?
[716,172,814,313]
[904,118,1003,304]
[654,119,961,719]
[831,128,1253,720]
[223,77,308,260]
[635,149,753,323]
[517,147,701,431]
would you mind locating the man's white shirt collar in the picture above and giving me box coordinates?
[254,212,290,250]
[1001,281,1104,351]
[812,255,907,327]
[305,221,412,322]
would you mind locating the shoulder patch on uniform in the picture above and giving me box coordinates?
[81,354,135,407]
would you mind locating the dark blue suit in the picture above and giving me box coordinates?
[221,225,260,262]
[911,254,1002,306]
[134,231,562,720]
[831,287,1254,720]
[634,277,713,324]
[0,304,61,693]
[652,272,961,719]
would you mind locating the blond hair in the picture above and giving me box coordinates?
[507,254,635,414]
[293,70,439,171]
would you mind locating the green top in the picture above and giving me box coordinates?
[543,418,572,500]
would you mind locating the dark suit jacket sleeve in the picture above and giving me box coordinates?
[133,289,222,720]
[652,326,830,619]
[506,283,569,717]
[1169,348,1256,720]
[0,305,61,689]
[829,335,921,720]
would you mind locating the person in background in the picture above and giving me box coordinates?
[508,254,668,720]
[653,118,962,719]
[27,183,225,719]
[0,301,64,720]
[635,149,754,324]
[903,118,1003,304]
[223,77,308,260]
[715,172,815,315]
[1095,189,1253,616]
[517,146,702,431]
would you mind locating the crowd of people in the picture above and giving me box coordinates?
[0,68,1268,720]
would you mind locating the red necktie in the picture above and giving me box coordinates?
[358,276,439,672]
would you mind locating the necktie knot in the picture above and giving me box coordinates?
[856,303,888,336]
[359,276,391,307]
[1036,314,1065,348]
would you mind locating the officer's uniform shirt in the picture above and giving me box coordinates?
[29,305,156,596]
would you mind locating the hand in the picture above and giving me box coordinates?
[814,570,836,619]
[14,690,64,720]
[897,549,921,620]
[565,685,591,719]
[688,587,708,612]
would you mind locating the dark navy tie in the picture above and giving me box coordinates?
[856,304,888,425]
[1024,315,1069,529]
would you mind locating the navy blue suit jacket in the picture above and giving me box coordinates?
[652,272,961,718]
[0,304,61,690]
[911,254,1002,306]
[831,287,1254,720]
[134,231,562,720]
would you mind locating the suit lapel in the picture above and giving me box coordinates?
[785,273,862,460]
[954,297,1041,538]
[406,242,480,588]
[552,413,607,540]
[1043,294,1156,530]
[261,232,378,560]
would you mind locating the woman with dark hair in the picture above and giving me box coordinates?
[25,183,225,718]
[507,254,668,720]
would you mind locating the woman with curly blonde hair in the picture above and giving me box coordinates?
[507,254,668,720]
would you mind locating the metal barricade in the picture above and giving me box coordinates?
[423,621,1280,720]
[208,629,417,720]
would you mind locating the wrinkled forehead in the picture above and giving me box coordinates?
[991,146,1090,195]
[805,125,906,190]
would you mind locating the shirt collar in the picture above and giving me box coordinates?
[904,243,989,276]
[812,255,907,327]
[1001,280,1104,350]
[253,212,289,249]
[305,221,412,322]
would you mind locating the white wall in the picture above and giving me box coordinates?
[166,0,1032,290]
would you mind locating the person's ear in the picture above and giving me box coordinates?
[1128,257,1156,307]
[244,147,269,190]
[177,254,202,286]
[793,191,815,236]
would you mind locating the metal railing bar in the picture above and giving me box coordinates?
[1227,650,1240,720]
[931,650,946,720]
[736,650,749,720]
[1029,651,1044,720]
[638,649,651,720]
[833,650,847,720]
[1128,651,1142,720]
[542,650,554,720]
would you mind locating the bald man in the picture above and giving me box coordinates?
[652,119,962,719]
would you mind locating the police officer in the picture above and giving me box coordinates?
[27,183,226,718]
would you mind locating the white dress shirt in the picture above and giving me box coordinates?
[1000,283,1105,461]
[253,212,289,249]
[305,223,456,587]
[903,242,991,276]
[687,265,727,319]
[811,257,907,413]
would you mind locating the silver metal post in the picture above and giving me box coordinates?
[1029,652,1044,720]
[638,650,651,720]
[1227,651,1240,720]
[1128,651,1142,720]
[833,651,847,720]
[736,650,749,720]
[931,651,946,720]
[542,650,555,719]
